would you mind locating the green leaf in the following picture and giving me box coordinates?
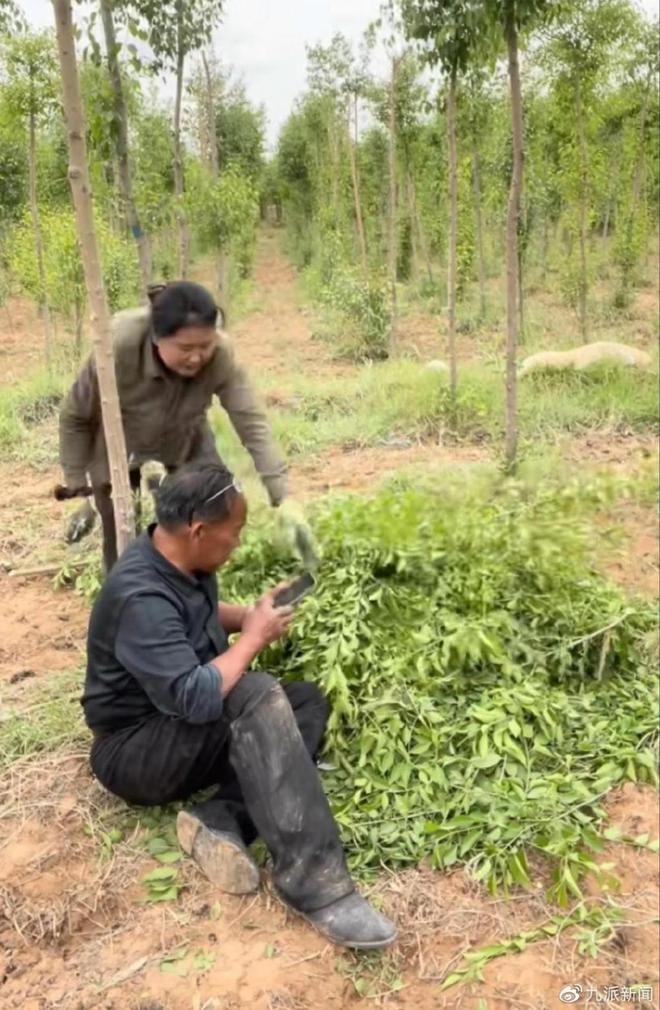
[148,837,171,856]
[439,971,467,991]
[146,886,180,903]
[143,866,178,884]
[160,948,188,973]
[192,950,216,973]
[472,753,502,770]
[154,850,183,864]
[160,958,188,976]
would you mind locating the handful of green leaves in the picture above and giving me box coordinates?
[222,475,658,898]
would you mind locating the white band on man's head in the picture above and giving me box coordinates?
[203,480,243,506]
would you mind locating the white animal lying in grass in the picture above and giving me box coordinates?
[425,360,449,373]
[519,341,652,379]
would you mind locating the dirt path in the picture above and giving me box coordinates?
[193,229,353,383]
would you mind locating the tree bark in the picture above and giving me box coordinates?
[602,140,620,240]
[446,69,458,405]
[540,218,549,281]
[327,116,340,218]
[53,0,134,555]
[575,76,589,342]
[504,10,523,473]
[74,299,83,361]
[387,56,399,352]
[201,49,219,180]
[471,133,487,320]
[173,2,190,278]
[621,80,651,293]
[406,170,419,281]
[28,105,53,369]
[201,50,227,314]
[218,251,230,319]
[409,173,433,283]
[99,0,151,297]
[347,95,369,281]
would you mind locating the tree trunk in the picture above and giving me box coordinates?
[504,11,523,473]
[621,81,651,293]
[217,252,230,320]
[540,218,549,281]
[518,225,524,337]
[74,299,83,361]
[576,77,589,342]
[53,0,134,555]
[387,56,399,352]
[28,106,54,369]
[99,0,151,297]
[201,49,219,180]
[446,70,458,405]
[347,95,369,282]
[202,49,227,314]
[173,4,190,278]
[602,141,620,240]
[406,171,419,281]
[327,116,340,219]
[410,174,433,283]
[471,134,487,319]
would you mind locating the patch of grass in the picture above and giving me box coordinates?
[519,364,660,436]
[211,358,658,467]
[0,367,68,461]
[0,670,87,770]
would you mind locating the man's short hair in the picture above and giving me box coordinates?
[150,281,218,339]
[155,463,241,530]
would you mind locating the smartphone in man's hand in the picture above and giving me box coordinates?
[273,573,315,609]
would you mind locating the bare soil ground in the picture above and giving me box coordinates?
[0,231,658,1010]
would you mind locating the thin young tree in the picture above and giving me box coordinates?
[391,52,432,285]
[541,0,634,340]
[464,70,489,319]
[98,0,151,295]
[387,53,400,349]
[445,67,458,402]
[0,32,58,367]
[307,33,370,280]
[502,1,523,468]
[402,0,481,406]
[201,48,220,178]
[403,0,558,470]
[52,0,135,553]
[125,0,224,277]
[615,16,658,303]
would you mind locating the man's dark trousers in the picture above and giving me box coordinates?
[90,673,354,913]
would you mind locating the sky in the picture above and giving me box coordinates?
[20,0,384,150]
[17,0,660,151]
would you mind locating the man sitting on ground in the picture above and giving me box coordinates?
[82,462,396,949]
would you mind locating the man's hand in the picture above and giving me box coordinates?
[212,589,293,698]
[275,498,320,570]
[242,588,294,650]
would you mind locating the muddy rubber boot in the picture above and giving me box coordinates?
[296,892,397,950]
[177,809,259,895]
